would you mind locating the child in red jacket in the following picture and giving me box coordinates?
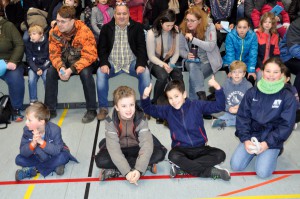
[251,0,290,38]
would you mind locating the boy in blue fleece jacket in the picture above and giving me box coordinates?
[141,77,231,181]
[15,102,78,181]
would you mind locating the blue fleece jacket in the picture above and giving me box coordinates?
[141,88,225,148]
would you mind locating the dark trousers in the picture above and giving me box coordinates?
[285,58,300,96]
[15,152,70,177]
[95,136,167,170]
[150,63,183,104]
[168,145,226,177]
[44,65,97,110]
[217,30,227,49]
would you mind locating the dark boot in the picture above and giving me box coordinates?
[197,91,207,101]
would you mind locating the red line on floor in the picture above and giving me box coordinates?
[1,170,299,186]
[218,175,291,196]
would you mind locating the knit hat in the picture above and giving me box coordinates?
[0,59,7,77]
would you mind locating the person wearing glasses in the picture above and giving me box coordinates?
[179,6,222,102]
[45,5,98,123]
[96,2,150,121]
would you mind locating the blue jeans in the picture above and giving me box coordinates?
[230,143,280,178]
[96,60,151,108]
[0,65,24,110]
[237,3,244,20]
[185,62,213,100]
[218,112,236,126]
[28,69,47,102]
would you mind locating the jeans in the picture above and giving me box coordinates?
[230,143,280,178]
[45,65,97,111]
[150,63,183,104]
[96,60,151,108]
[0,65,24,110]
[218,112,236,126]
[28,69,47,102]
[237,3,244,20]
[185,62,213,100]
[168,145,226,177]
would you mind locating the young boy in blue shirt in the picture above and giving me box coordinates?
[141,77,231,181]
[15,102,78,181]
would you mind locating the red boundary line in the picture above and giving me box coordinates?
[1,170,300,186]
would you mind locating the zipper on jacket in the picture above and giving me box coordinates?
[181,109,194,146]
[239,39,244,61]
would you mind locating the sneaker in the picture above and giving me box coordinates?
[82,110,97,123]
[211,119,226,129]
[156,118,164,124]
[97,108,108,121]
[12,109,24,122]
[15,167,37,181]
[203,114,213,120]
[147,164,157,174]
[293,123,298,130]
[50,110,57,119]
[55,165,65,176]
[29,100,37,105]
[99,169,121,181]
[170,163,187,178]
[210,166,231,181]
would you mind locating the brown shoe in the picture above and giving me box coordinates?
[97,108,108,121]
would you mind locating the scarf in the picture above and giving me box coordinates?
[257,77,285,94]
[97,4,111,25]
[210,0,235,21]
[168,0,180,14]
[61,25,77,43]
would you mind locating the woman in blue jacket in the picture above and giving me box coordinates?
[230,57,297,178]
[222,18,258,85]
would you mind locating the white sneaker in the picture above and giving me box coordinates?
[294,123,298,130]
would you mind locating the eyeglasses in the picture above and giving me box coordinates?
[116,1,127,6]
[185,19,198,23]
[56,19,71,25]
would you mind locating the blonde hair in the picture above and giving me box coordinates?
[28,24,44,35]
[259,12,277,34]
[25,102,50,123]
[113,86,136,106]
[180,6,208,40]
[230,60,247,72]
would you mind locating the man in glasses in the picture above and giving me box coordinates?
[96,2,150,120]
[45,5,98,123]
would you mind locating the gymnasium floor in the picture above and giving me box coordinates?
[0,108,300,199]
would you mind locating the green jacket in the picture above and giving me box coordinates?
[0,18,24,64]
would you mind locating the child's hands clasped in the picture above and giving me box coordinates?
[126,170,140,186]
[208,75,221,90]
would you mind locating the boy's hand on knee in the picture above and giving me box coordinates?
[208,75,221,90]
[143,83,152,99]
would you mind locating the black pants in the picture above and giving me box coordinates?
[168,145,226,177]
[150,63,183,104]
[44,65,97,111]
[285,58,300,96]
[95,136,167,170]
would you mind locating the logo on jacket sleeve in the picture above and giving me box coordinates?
[272,99,282,108]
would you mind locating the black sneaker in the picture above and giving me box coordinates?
[99,169,121,181]
[82,110,97,123]
[55,165,65,175]
[15,167,37,181]
[210,166,231,181]
[50,110,57,119]
[170,163,187,178]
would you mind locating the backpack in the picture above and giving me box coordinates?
[20,8,49,32]
[0,93,13,129]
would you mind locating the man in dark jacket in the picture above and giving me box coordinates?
[96,3,150,121]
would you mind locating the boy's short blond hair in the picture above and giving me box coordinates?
[113,86,136,106]
[28,24,44,35]
[25,102,50,123]
[230,60,247,72]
